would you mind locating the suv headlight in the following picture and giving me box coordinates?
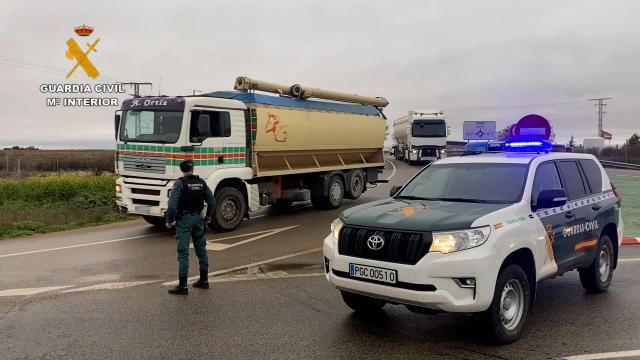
[331,218,344,240]
[430,226,491,254]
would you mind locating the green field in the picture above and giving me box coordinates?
[611,175,640,237]
[0,174,130,239]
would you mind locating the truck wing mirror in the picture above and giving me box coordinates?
[114,112,121,140]
[389,185,402,197]
[535,188,567,210]
[196,114,211,140]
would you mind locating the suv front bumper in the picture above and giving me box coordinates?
[323,233,500,313]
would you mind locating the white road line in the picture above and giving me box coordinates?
[0,286,73,297]
[562,350,640,360]
[209,271,325,283]
[198,225,299,251]
[61,280,159,293]
[0,234,159,259]
[619,258,640,263]
[384,159,397,181]
[162,247,323,285]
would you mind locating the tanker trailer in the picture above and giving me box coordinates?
[114,76,388,232]
[392,110,448,165]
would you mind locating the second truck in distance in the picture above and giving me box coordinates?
[392,110,449,165]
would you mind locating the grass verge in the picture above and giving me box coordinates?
[611,175,640,237]
[0,174,132,239]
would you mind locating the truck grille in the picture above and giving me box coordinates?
[122,155,165,174]
[338,226,432,265]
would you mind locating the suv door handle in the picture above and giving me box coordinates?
[565,211,575,219]
[592,204,602,211]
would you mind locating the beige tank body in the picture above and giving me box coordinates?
[249,105,386,177]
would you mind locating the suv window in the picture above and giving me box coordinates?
[190,110,231,140]
[531,162,562,205]
[556,161,587,200]
[398,163,528,203]
[578,159,603,194]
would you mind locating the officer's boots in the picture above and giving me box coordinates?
[168,277,188,295]
[193,271,209,289]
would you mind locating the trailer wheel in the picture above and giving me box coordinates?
[312,175,344,210]
[346,170,365,200]
[210,187,246,232]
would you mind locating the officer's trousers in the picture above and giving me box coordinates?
[175,213,209,278]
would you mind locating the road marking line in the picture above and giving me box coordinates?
[562,350,640,359]
[162,247,322,285]
[619,258,640,263]
[0,286,73,297]
[384,159,397,181]
[208,225,299,251]
[0,234,158,258]
[209,271,325,283]
[61,280,159,293]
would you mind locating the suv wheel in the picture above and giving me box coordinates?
[484,264,530,344]
[579,234,614,293]
[340,291,386,313]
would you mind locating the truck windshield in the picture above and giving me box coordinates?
[397,163,528,203]
[412,121,446,137]
[119,110,183,143]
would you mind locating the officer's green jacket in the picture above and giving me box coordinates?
[166,178,215,223]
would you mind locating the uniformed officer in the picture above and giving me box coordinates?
[166,159,216,295]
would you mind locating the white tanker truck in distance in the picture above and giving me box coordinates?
[392,110,448,165]
[114,77,388,232]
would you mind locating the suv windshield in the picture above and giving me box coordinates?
[412,120,446,137]
[119,110,183,143]
[397,163,528,204]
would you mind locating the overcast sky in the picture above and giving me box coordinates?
[1,0,638,149]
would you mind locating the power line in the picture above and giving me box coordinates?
[0,55,135,83]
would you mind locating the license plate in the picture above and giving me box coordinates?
[135,205,151,214]
[349,263,397,284]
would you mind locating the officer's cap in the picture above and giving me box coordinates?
[179,159,194,173]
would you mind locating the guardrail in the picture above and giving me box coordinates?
[600,160,640,170]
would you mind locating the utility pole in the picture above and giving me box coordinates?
[587,97,612,137]
[120,82,153,97]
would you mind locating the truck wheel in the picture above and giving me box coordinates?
[483,264,530,344]
[210,187,246,232]
[345,170,365,200]
[143,216,168,231]
[340,291,386,313]
[312,175,344,210]
[579,235,614,293]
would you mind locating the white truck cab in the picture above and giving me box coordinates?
[323,141,623,343]
[392,110,449,165]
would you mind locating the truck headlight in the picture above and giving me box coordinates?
[115,184,122,193]
[430,226,491,254]
[411,149,418,154]
[331,218,344,240]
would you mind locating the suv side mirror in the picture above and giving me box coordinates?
[535,189,567,210]
[389,185,402,197]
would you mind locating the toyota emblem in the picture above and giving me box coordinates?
[367,235,385,250]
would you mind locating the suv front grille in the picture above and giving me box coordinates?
[338,226,432,265]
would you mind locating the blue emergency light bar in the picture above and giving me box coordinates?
[503,140,552,152]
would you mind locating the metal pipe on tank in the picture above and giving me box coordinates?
[234,76,293,96]
[289,84,389,108]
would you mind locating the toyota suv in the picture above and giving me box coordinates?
[323,147,623,343]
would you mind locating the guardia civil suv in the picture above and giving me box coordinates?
[323,141,623,343]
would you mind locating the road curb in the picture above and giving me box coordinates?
[622,237,640,245]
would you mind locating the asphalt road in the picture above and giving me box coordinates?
[1,159,639,360]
